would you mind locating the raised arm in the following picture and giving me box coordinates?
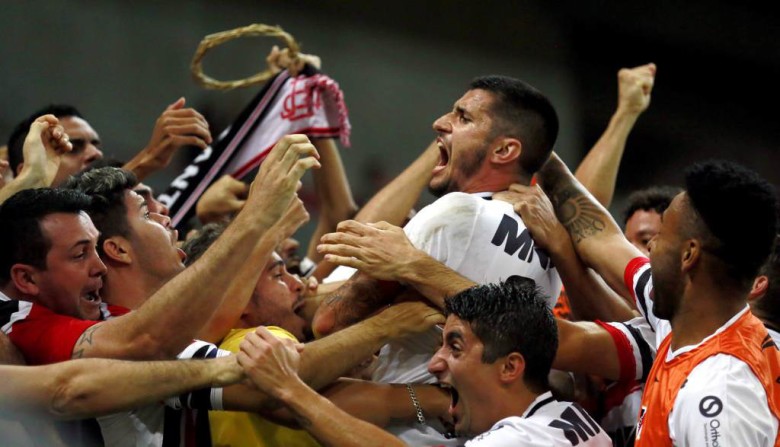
[196,196,310,343]
[123,97,212,181]
[0,115,72,204]
[238,327,407,447]
[0,354,242,420]
[73,135,321,360]
[574,63,656,207]
[495,184,636,321]
[305,138,359,263]
[537,153,644,301]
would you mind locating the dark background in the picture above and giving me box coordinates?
[2,1,777,231]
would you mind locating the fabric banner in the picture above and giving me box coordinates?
[158,65,351,229]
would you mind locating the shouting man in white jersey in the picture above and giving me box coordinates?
[313,75,561,444]
[240,278,611,447]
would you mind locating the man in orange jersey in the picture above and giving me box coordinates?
[535,155,779,446]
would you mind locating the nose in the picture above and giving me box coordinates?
[432,113,451,133]
[84,145,104,165]
[91,255,108,277]
[288,273,304,294]
[152,198,170,216]
[427,347,446,375]
[152,212,173,229]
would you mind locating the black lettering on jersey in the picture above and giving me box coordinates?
[761,334,777,351]
[548,405,601,445]
[490,214,551,269]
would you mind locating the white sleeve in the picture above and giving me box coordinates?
[165,340,230,410]
[603,317,658,382]
[669,354,778,447]
[403,193,480,269]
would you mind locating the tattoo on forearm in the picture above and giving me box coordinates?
[553,186,606,243]
[71,325,100,359]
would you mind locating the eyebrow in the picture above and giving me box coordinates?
[455,106,468,116]
[445,331,464,345]
[267,260,285,271]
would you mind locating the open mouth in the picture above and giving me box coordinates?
[432,138,450,176]
[82,289,101,304]
[292,298,305,314]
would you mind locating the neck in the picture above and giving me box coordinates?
[102,267,168,310]
[460,167,533,194]
[669,272,747,351]
[485,385,541,428]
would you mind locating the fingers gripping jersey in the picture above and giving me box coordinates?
[623,257,780,447]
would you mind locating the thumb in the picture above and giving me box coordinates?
[166,97,186,111]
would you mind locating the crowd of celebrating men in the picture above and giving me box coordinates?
[0,48,778,447]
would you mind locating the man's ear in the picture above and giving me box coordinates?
[103,237,132,265]
[681,239,701,273]
[490,138,522,166]
[15,162,24,177]
[499,352,526,384]
[749,275,769,301]
[10,264,40,296]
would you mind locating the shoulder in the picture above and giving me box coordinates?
[670,354,777,445]
[468,411,611,447]
[219,326,298,352]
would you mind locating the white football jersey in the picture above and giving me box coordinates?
[465,392,612,446]
[376,192,562,446]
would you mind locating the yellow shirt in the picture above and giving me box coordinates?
[210,327,321,447]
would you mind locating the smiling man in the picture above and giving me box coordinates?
[239,278,611,446]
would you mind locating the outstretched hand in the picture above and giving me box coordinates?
[318,220,424,282]
[247,134,320,226]
[126,97,212,180]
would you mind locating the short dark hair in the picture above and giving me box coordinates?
[181,222,227,266]
[469,76,559,174]
[7,104,83,174]
[444,276,557,393]
[684,160,778,284]
[622,186,682,226]
[64,167,138,256]
[0,188,92,282]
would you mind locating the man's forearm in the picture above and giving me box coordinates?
[400,253,475,309]
[279,378,406,447]
[300,311,395,390]
[313,272,398,336]
[574,110,639,208]
[1,356,241,419]
[307,139,358,262]
[538,154,640,299]
[108,207,281,358]
[544,229,636,321]
[198,225,284,343]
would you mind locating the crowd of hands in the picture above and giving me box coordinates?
[0,48,658,430]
